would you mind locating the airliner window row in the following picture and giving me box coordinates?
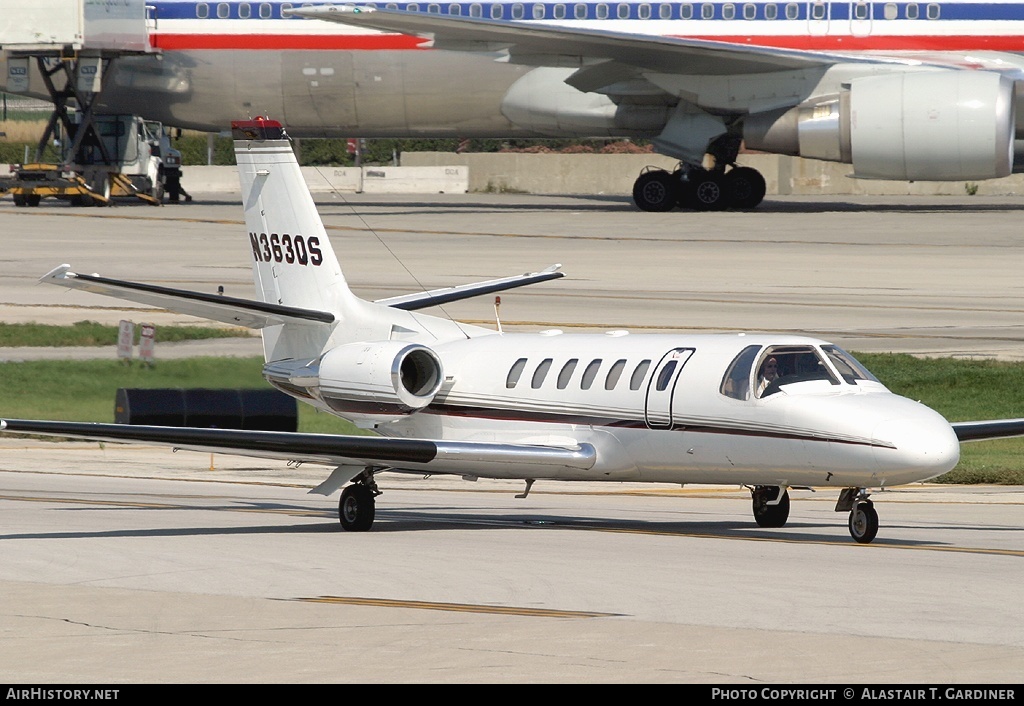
[187,2,953,22]
[505,356,663,391]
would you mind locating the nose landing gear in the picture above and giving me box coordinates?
[837,488,879,544]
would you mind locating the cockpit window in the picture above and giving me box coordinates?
[821,345,880,384]
[720,344,760,400]
[755,345,840,397]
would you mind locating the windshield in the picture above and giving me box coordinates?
[755,345,839,398]
[821,345,880,384]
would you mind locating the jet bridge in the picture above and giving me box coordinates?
[1,0,161,200]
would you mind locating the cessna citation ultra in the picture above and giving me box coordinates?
[3,117,1023,543]
[5,1,1024,210]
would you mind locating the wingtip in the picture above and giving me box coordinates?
[39,264,73,284]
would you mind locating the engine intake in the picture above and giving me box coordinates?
[317,341,443,420]
[744,70,1015,181]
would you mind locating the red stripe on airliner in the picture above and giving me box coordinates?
[150,31,1024,52]
[151,33,426,50]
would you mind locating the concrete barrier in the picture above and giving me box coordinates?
[177,153,1024,197]
[400,152,1024,197]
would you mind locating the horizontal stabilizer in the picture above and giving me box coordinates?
[951,418,1024,442]
[0,419,597,483]
[40,265,335,329]
[375,264,564,311]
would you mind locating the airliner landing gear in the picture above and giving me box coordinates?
[837,488,879,544]
[339,475,380,532]
[751,485,790,528]
[632,164,766,212]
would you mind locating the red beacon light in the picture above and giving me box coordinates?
[230,116,287,140]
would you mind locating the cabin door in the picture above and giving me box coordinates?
[644,348,694,429]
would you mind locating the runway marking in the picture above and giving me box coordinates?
[289,595,621,618]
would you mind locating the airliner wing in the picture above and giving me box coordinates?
[375,264,563,310]
[0,419,597,483]
[41,265,334,328]
[951,419,1024,442]
[293,6,911,76]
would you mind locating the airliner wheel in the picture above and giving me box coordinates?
[632,170,679,212]
[726,167,767,209]
[339,484,375,532]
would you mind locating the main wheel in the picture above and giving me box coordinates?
[338,484,375,532]
[688,172,729,211]
[726,167,767,209]
[632,171,679,212]
[848,501,879,544]
[752,486,790,528]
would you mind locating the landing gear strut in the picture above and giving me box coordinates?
[632,164,766,212]
[338,473,380,531]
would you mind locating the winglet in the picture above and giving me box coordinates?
[40,264,73,284]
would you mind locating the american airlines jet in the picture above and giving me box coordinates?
[3,1,1024,210]
[3,117,1024,544]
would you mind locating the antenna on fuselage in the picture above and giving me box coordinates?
[494,296,503,333]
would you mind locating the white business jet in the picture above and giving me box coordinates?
[4,117,1022,543]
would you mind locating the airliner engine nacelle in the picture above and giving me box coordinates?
[744,70,1015,181]
[317,341,443,422]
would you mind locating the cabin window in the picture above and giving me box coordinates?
[722,3,735,20]
[821,346,879,385]
[810,2,826,20]
[407,3,420,11]
[755,345,840,398]
[629,360,652,390]
[533,3,545,18]
[605,359,626,390]
[238,3,251,19]
[259,3,273,18]
[196,3,209,18]
[511,3,525,19]
[581,359,602,389]
[883,3,897,19]
[701,3,714,19]
[785,2,799,19]
[491,3,503,18]
[428,3,441,13]
[743,3,756,20]
[926,3,939,19]
[659,3,673,19]
[449,3,462,14]
[506,358,527,388]
[554,4,567,19]
[617,3,630,19]
[574,3,587,18]
[853,2,869,20]
[720,344,760,400]
[764,3,777,20]
[905,2,918,19]
[680,3,693,19]
[387,2,399,8]
[656,360,678,391]
[557,359,579,389]
[470,3,482,16]
[638,4,651,19]
[532,359,553,388]
[217,2,230,19]
[596,4,609,19]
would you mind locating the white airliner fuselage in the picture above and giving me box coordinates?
[5,1,1024,209]
[5,117,1009,545]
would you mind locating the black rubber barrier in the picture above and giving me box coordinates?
[115,388,298,432]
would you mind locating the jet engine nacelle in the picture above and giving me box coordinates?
[317,341,443,421]
[744,70,1015,181]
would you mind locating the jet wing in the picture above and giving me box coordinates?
[292,6,908,76]
[0,418,597,483]
[40,265,335,329]
[951,418,1024,442]
[375,264,563,310]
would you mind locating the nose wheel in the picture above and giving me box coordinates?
[837,488,879,543]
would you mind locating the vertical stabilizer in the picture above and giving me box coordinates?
[233,117,356,361]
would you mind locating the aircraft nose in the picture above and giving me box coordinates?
[872,410,960,481]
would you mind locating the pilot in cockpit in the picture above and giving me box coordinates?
[756,356,780,397]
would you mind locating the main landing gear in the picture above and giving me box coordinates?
[338,473,380,531]
[749,485,881,543]
[633,164,767,212]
